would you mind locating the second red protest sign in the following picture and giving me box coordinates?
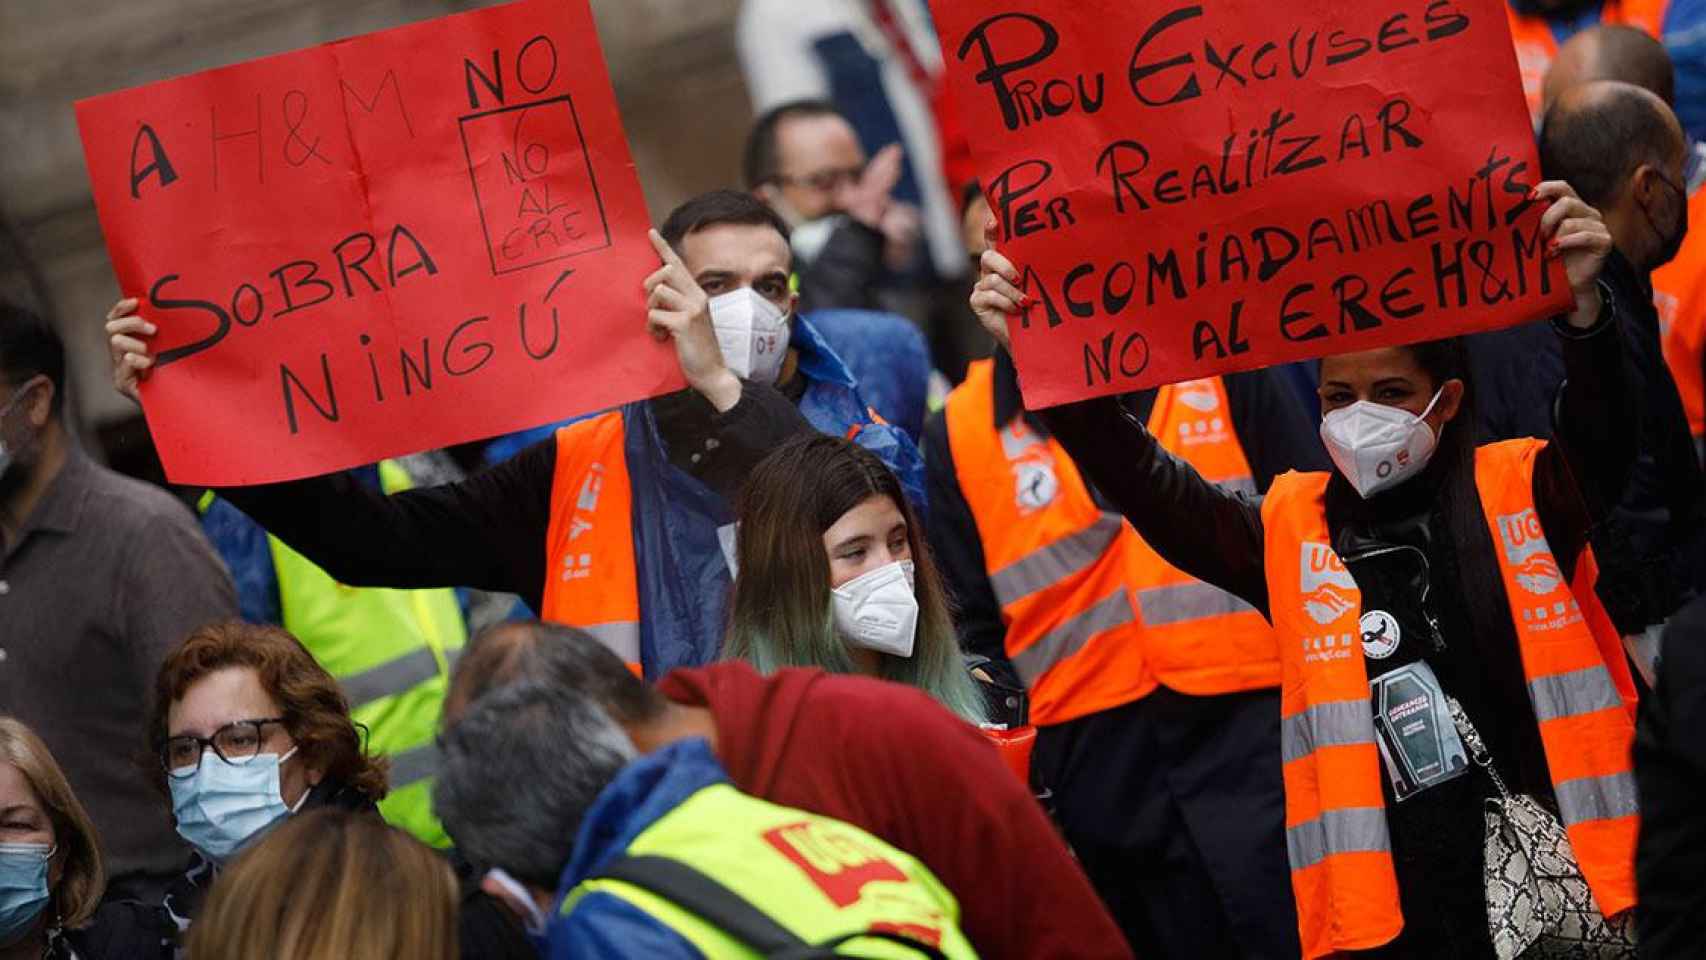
[931,0,1574,407]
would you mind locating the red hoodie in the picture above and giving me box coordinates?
[657,662,1132,960]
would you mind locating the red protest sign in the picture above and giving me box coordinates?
[930,0,1574,408]
[76,0,670,485]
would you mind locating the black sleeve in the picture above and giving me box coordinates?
[1223,365,1331,490]
[796,220,884,313]
[1535,294,1636,565]
[1635,597,1706,955]
[673,380,818,501]
[921,411,1009,667]
[1040,395,1271,617]
[217,438,558,612]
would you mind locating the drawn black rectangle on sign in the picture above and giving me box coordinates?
[458,95,613,276]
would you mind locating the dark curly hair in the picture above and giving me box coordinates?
[147,622,388,801]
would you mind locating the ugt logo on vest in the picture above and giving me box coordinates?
[1498,509,1562,595]
[762,821,914,911]
[1299,542,1356,626]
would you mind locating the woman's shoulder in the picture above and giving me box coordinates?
[58,900,177,960]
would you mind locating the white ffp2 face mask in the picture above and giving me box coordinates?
[1319,389,1444,499]
[832,560,919,659]
[708,288,791,385]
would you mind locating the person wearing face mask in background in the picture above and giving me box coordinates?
[143,620,535,958]
[144,622,389,934]
[744,100,919,315]
[106,191,920,677]
[1470,81,1703,686]
[0,302,236,905]
[722,435,980,721]
[975,180,1641,958]
[0,717,173,960]
[1540,27,1706,459]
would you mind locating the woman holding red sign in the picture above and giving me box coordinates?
[972,179,1639,959]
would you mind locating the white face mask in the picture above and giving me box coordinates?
[789,215,844,264]
[831,560,919,659]
[1319,389,1445,499]
[708,288,791,385]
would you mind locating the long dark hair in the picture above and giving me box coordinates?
[723,436,987,723]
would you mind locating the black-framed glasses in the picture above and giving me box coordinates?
[774,164,865,193]
[162,718,288,779]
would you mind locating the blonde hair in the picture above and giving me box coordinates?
[0,717,105,928]
[187,809,457,960]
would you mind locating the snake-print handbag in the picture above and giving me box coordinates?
[1447,698,1638,959]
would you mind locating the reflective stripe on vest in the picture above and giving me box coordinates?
[340,645,463,710]
[1131,377,1279,695]
[1507,0,1669,121]
[385,742,441,791]
[541,412,643,667]
[561,782,979,958]
[944,360,1156,725]
[1654,184,1706,437]
[1261,440,1638,958]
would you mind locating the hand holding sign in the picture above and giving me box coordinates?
[643,229,741,412]
[1533,180,1613,328]
[970,180,1615,365]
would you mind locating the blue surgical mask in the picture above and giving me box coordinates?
[0,842,53,946]
[169,746,306,862]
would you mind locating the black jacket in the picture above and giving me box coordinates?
[1035,307,1633,958]
[50,901,176,960]
[797,219,886,314]
[923,350,1331,681]
[1469,249,1706,630]
[217,381,812,614]
[1635,594,1706,956]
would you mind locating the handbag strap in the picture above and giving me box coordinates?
[1446,696,1513,800]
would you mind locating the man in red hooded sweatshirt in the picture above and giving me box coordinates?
[444,620,1131,960]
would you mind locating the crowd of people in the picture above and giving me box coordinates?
[4,1,1706,957]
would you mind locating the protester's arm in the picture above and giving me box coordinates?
[1040,397,1270,615]
[972,258,1269,616]
[217,438,558,608]
[1532,180,1628,538]
[1223,365,1331,489]
[667,380,818,502]
[119,501,237,677]
[921,412,1009,666]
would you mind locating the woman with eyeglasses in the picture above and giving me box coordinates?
[0,716,172,959]
[146,622,389,932]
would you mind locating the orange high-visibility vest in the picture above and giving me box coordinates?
[945,360,1274,726]
[1262,439,1638,959]
[1507,0,1668,122]
[542,411,643,666]
[1654,184,1706,437]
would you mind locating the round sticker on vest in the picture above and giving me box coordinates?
[1015,461,1059,511]
[1360,610,1401,660]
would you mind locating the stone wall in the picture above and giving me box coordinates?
[0,0,753,437]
